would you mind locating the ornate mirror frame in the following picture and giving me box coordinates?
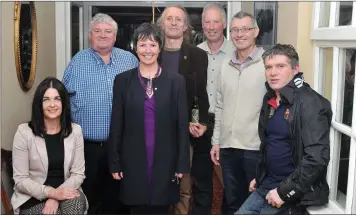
[14,1,38,92]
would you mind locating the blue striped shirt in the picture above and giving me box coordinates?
[62,48,139,141]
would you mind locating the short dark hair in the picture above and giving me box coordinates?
[262,44,299,69]
[232,11,258,28]
[29,77,72,138]
[133,23,164,51]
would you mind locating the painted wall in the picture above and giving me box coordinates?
[1,2,56,208]
[277,2,314,85]
[1,2,56,151]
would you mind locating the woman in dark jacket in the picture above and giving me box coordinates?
[108,23,190,214]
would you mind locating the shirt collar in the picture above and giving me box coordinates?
[231,46,259,64]
[89,48,116,65]
[265,72,306,105]
[202,37,230,55]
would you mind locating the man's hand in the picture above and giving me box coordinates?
[42,199,59,214]
[189,122,207,138]
[249,179,256,192]
[266,188,284,208]
[210,145,220,165]
[175,173,183,178]
[112,172,123,180]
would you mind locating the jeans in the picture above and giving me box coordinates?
[220,148,260,215]
[235,187,283,214]
[235,187,307,215]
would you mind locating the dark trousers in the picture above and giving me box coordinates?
[190,115,215,215]
[191,149,213,215]
[82,140,130,215]
[220,148,260,215]
[130,205,171,214]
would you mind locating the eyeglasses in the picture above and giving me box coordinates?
[229,27,255,34]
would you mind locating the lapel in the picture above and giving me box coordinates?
[133,68,146,111]
[34,136,48,174]
[154,70,169,118]
[178,43,190,76]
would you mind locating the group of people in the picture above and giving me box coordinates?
[10,3,332,215]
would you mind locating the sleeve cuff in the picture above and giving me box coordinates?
[43,185,53,199]
[211,141,219,145]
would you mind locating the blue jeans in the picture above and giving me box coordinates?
[220,148,260,215]
[235,187,284,214]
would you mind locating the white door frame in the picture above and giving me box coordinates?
[55,1,241,79]
[0,1,2,150]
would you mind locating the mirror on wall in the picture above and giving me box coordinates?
[14,1,38,92]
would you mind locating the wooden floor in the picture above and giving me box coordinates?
[212,171,223,215]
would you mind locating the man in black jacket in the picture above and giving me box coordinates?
[236,44,332,214]
[156,5,210,215]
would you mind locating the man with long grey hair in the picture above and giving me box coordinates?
[210,11,266,215]
[157,5,210,215]
[195,3,235,215]
[62,13,138,214]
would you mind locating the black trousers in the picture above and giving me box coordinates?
[82,140,130,215]
[190,114,215,215]
[130,205,171,215]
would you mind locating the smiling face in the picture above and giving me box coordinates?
[265,54,300,91]
[230,16,259,51]
[136,36,160,66]
[42,88,62,121]
[202,7,226,43]
[89,23,116,52]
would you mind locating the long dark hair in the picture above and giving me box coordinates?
[29,77,72,138]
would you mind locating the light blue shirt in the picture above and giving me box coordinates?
[62,47,139,141]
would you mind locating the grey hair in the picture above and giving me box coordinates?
[231,11,259,28]
[202,3,227,24]
[262,44,300,69]
[89,13,118,34]
[156,5,192,42]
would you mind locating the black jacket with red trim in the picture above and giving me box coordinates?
[256,73,332,206]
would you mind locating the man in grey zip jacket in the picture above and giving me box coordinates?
[210,11,266,215]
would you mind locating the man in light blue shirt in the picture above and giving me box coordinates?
[62,13,138,215]
[194,3,235,215]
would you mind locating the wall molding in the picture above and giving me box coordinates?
[0,1,2,151]
[55,2,71,80]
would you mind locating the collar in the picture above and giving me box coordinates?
[89,48,116,65]
[231,46,262,64]
[265,72,306,105]
[201,37,230,55]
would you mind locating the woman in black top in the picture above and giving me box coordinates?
[11,77,87,214]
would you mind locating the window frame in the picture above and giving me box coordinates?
[310,1,356,214]
[253,1,278,50]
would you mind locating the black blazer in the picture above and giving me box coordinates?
[108,68,190,205]
[159,43,209,125]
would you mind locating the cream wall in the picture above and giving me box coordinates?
[277,2,314,85]
[1,2,56,151]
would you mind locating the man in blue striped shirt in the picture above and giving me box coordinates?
[62,13,138,215]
